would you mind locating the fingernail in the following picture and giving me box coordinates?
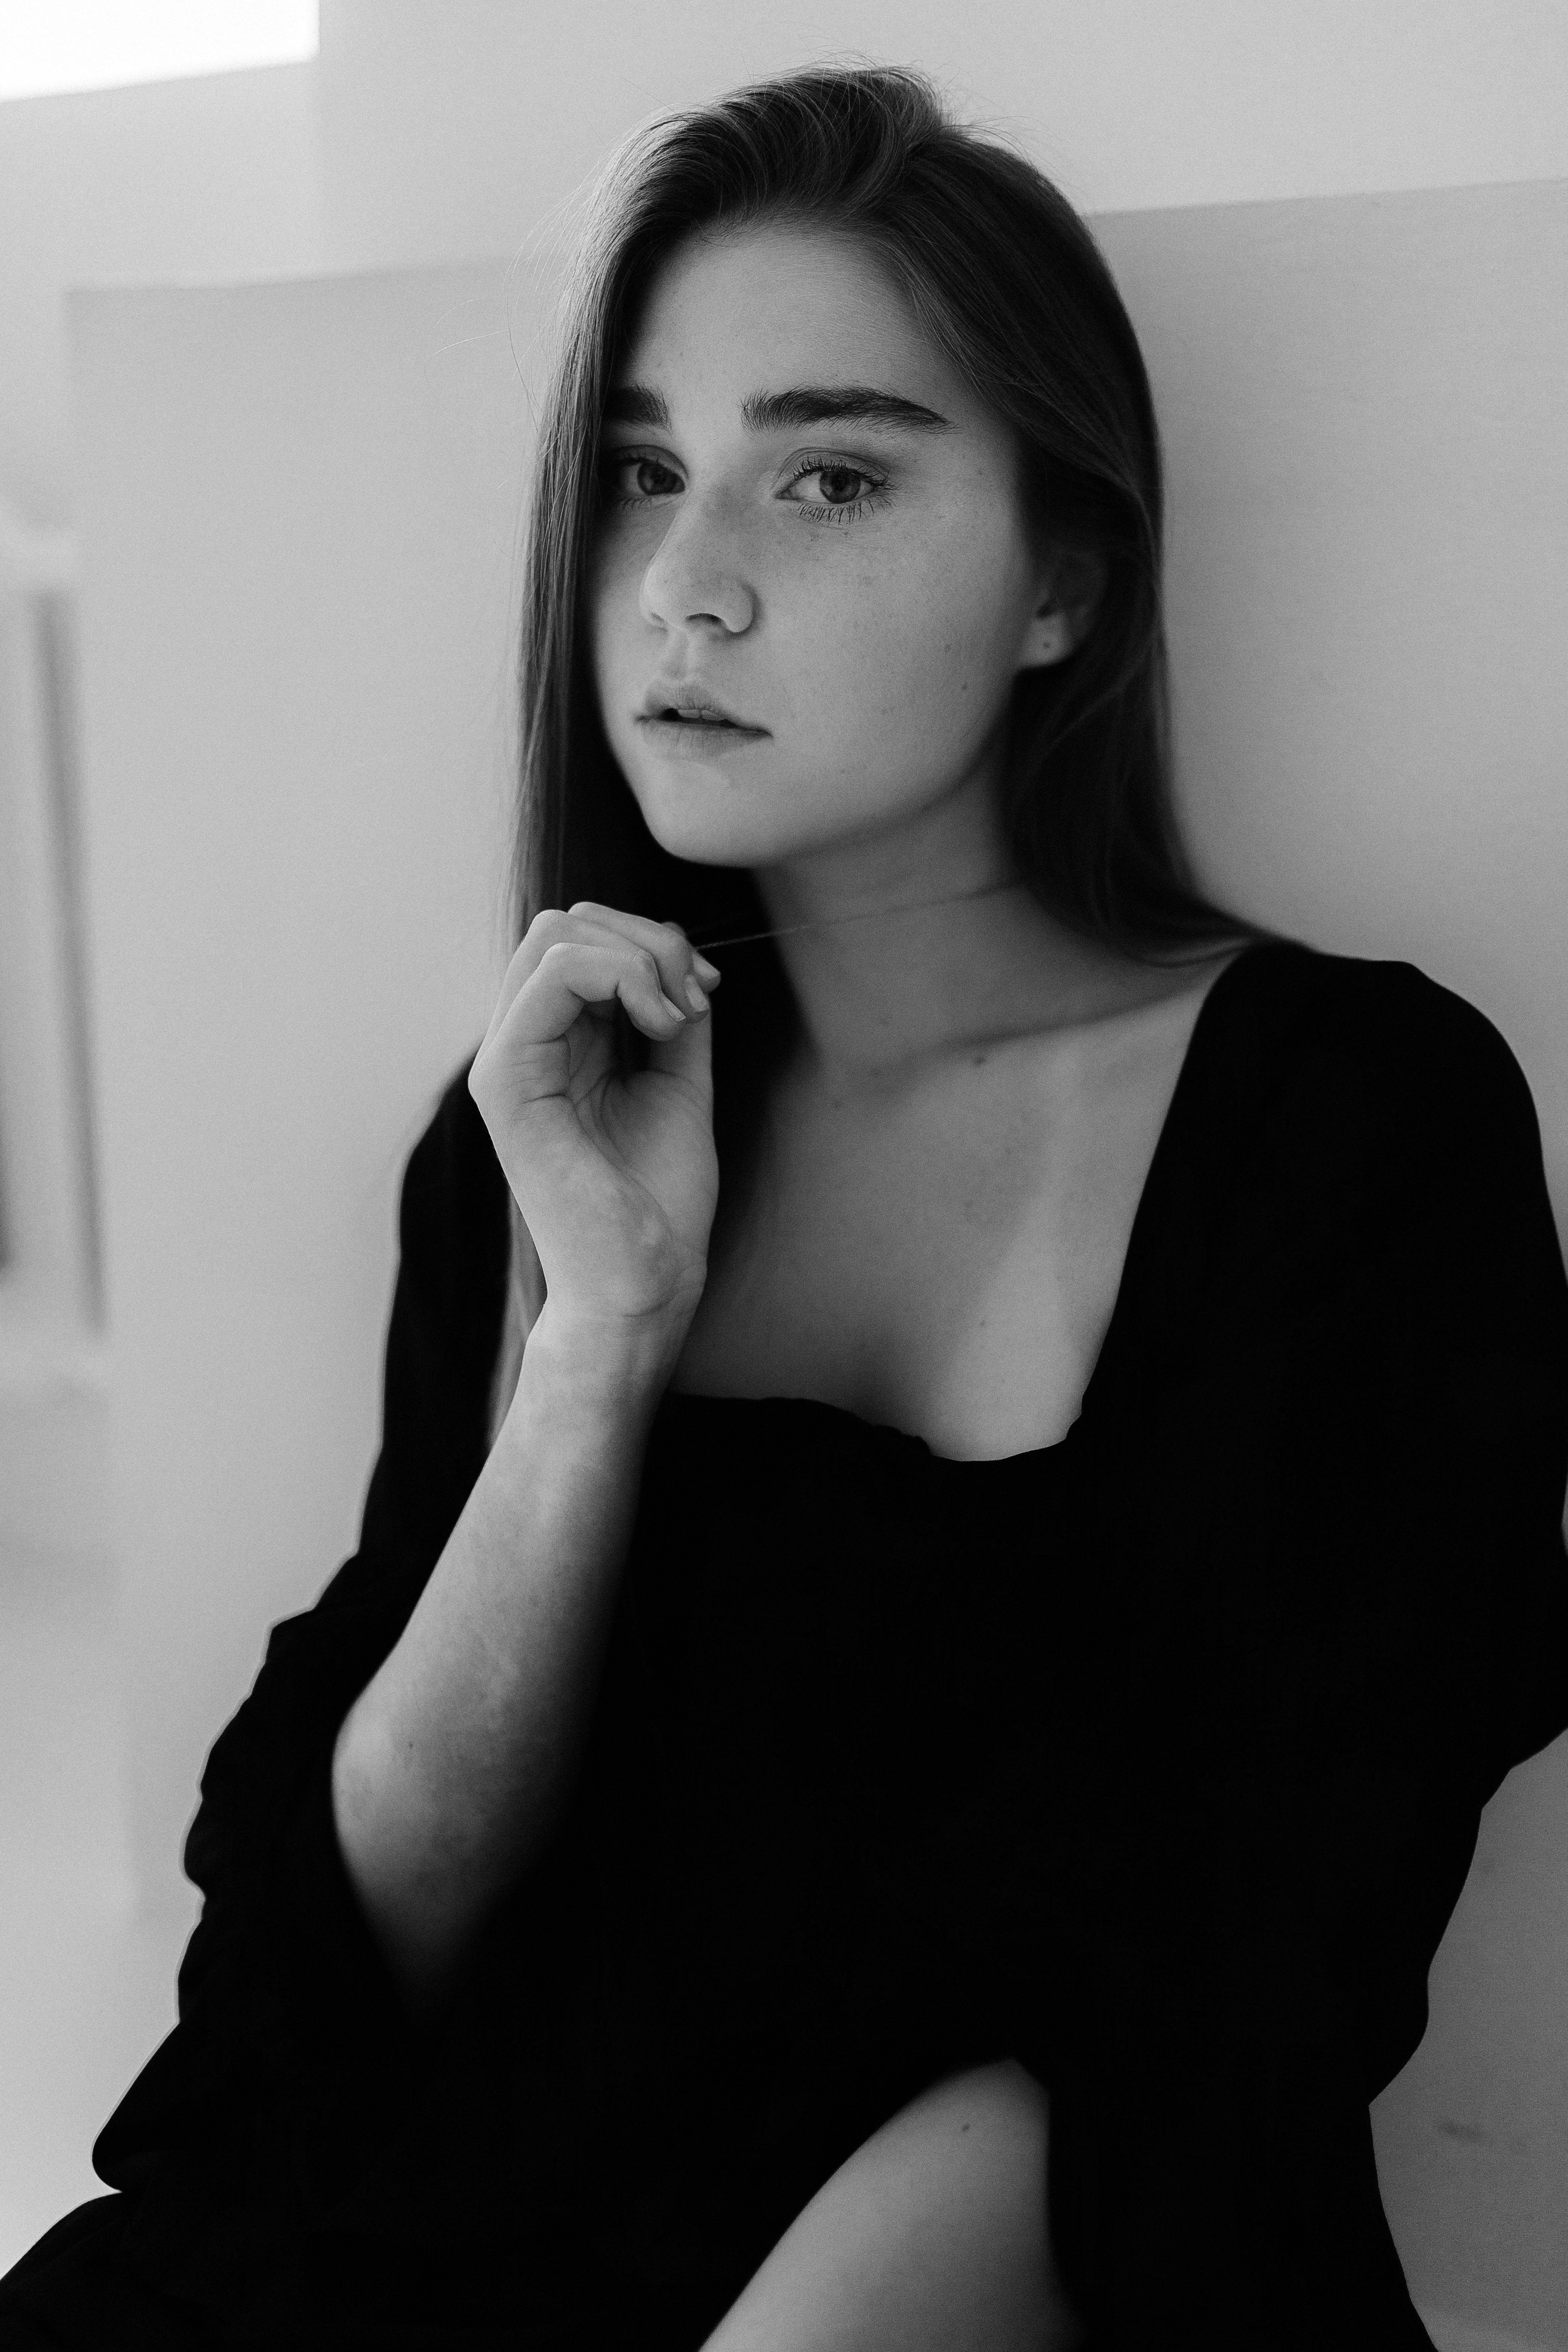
[693,955,721,983]
[682,974,709,1014]
[660,992,688,1021]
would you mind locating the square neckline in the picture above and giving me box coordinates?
[657,936,1293,1468]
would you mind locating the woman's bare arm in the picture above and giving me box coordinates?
[697,2060,1089,2352]
[330,1305,680,2016]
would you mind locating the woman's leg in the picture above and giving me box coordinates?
[697,2058,1089,2352]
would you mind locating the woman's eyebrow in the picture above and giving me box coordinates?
[743,386,952,433]
[602,382,952,433]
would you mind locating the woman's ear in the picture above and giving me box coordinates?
[1017,545,1107,672]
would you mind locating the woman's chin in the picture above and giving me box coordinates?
[623,755,885,877]
[626,784,787,873]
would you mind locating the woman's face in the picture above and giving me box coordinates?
[589,220,1080,876]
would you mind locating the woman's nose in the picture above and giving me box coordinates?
[639,492,755,636]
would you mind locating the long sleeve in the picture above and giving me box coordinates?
[1038,951,1568,2348]
[91,1055,516,2297]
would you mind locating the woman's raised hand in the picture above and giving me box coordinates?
[468,903,721,1340]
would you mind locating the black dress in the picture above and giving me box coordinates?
[4,939,1566,2351]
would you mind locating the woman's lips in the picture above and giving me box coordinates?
[636,711,769,753]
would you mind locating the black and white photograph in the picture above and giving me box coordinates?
[0,5,1565,2346]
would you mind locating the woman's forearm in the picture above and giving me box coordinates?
[330,1304,681,2016]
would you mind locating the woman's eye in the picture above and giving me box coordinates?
[604,452,681,504]
[782,459,888,522]
[807,466,866,504]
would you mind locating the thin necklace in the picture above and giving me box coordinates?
[690,876,1030,954]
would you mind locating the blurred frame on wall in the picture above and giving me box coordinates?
[0,509,103,1353]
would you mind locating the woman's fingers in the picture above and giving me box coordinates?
[483,905,721,1048]
[523,938,696,1044]
[566,902,723,1010]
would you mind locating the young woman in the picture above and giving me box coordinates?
[4,62,1566,2352]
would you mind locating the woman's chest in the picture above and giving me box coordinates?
[672,993,1206,1460]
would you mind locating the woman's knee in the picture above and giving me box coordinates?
[697,2055,1087,2351]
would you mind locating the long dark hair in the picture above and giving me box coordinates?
[488,61,1272,1436]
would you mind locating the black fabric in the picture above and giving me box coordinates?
[4,939,1566,2350]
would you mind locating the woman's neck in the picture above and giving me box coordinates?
[746,800,1155,1099]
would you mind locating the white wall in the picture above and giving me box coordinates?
[66,260,531,1915]
[7,0,1568,526]
[313,0,1568,279]
[0,59,322,530]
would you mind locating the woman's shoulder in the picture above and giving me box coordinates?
[1168,937,1565,1350]
[1207,935,1544,1163]
[1215,933,1517,1064]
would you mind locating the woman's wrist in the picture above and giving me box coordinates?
[514,1295,695,1414]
